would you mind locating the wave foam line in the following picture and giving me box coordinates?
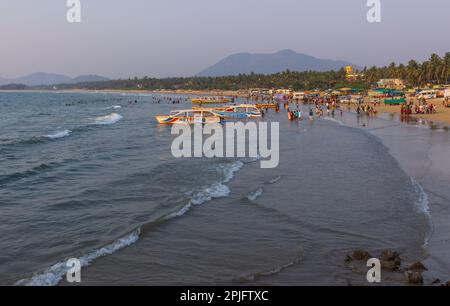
[44,130,72,140]
[410,177,431,217]
[268,176,282,184]
[247,187,264,201]
[16,229,140,286]
[164,160,244,220]
[322,116,344,125]
[16,160,245,286]
[93,113,123,125]
[410,177,434,247]
[105,105,122,110]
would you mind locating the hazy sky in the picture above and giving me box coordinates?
[1,0,449,78]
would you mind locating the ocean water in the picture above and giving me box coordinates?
[0,92,433,285]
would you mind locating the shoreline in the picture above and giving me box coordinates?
[337,109,450,284]
[1,90,449,285]
[2,88,450,126]
[0,88,244,97]
[362,97,450,128]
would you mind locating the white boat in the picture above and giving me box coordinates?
[156,109,223,125]
[212,104,262,119]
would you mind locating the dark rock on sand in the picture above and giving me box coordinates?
[345,255,354,263]
[379,250,401,271]
[351,250,372,261]
[381,260,400,272]
[407,262,428,272]
[381,250,400,262]
[405,271,424,285]
[431,279,441,285]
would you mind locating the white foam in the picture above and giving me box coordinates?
[17,160,245,286]
[164,203,193,219]
[93,113,123,125]
[243,155,262,164]
[220,161,244,183]
[268,175,282,184]
[247,187,263,201]
[44,130,72,140]
[164,182,231,220]
[410,177,431,217]
[322,117,344,125]
[410,177,433,247]
[17,230,140,286]
[106,105,122,110]
[166,161,244,220]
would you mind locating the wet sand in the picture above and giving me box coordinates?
[339,111,450,284]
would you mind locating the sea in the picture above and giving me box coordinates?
[0,91,447,286]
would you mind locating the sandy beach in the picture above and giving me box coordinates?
[366,97,450,127]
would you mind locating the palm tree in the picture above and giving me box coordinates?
[407,60,419,86]
[397,64,407,79]
[429,53,442,84]
[441,52,450,84]
[387,62,397,78]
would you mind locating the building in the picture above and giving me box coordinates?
[345,66,364,82]
[346,66,357,81]
[377,79,405,90]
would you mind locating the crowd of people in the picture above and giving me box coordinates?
[356,104,378,116]
[151,96,186,104]
[401,100,437,116]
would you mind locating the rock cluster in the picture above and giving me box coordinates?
[344,249,445,286]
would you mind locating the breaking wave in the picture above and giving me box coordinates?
[44,130,72,140]
[410,177,431,218]
[247,187,264,201]
[93,113,123,125]
[322,117,344,125]
[410,177,434,247]
[16,230,140,286]
[105,105,122,110]
[15,160,245,286]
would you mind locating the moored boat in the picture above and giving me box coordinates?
[155,109,223,124]
[212,104,262,119]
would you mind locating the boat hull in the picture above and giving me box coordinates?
[192,99,231,104]
[155,115,221,125]
[214,112,249,119]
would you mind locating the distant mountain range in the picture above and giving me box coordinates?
[198,49,354,77]
[1,51,354,86]
[0,72,109,86]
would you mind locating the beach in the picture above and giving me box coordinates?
[1,91,449,286]
[338,110,450,284]
[367,97,450,127]
[3,88,450,127]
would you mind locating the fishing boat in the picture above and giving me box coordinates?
[256,103,278,109]
[212,104,262,119]
[191,97,232,104]
[155,109,223,125]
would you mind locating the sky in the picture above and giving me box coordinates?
[1,0,449,79]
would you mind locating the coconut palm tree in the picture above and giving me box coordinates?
[407,60,419,86]
[429,53,442,84]
[441,52,450,84]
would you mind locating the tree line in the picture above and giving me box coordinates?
[46,52,450,91]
